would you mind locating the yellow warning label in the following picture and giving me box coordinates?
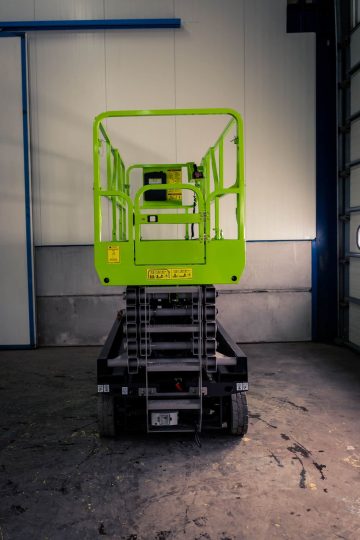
[167,191,182,201]
[147,269,171,280]
[167,169,182,202]
[147,268,193,280]
[107,245,120,264]
[168,169,182,183]
[171,268,193,279]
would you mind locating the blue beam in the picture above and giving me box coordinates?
[20,35,36,347]
[0,18,181,32]
[288,1,338,342]
[0,32,24,38]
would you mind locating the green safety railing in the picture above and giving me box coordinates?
[93,109,246,286]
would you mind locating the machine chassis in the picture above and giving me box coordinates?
[97,302,248,436]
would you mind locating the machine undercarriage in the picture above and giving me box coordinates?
[93,108,248,436]
[97,286,248,435]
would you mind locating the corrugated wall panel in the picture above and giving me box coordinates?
[174,1,244,110]
[34,0,103,20]
[37,295,125,346]
[2,0,316,344]
[105,0,175,19]
[244,0,316,241]
[351,24,360,67]
[35,241,312,345]
[350,166,360,207]
[349,303,360,348]
[217,291,312,343]
[351,71,360,115]
[0,0,35,20]
[350,258,360,299]
[350,118,360,162]
[0,37,32,345]
[24,0,315,245]
[104,29,177,169]
[348,21,360,350]
[35,241,312,297]
[218,240,312,291]
[349,212,360,252]
[29,32,106,245]
[174,0,244,177]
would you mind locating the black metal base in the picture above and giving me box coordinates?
[97,309,248,436]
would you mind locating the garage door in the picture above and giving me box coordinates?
[0,36,35,347]
[349,22,360,348]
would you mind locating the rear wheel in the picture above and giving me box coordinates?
[97,394,116,437]
[229,392,248,436]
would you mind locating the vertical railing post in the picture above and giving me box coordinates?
[93,121,102,243]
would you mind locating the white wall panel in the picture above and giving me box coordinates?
[349,25,360,348]
[0,0,35,20]
[35,240,311,296]
[174,0,200,23]
[174,0,246,239]
[25,0,315,245]
[174,1,244,110]
[34,0,103,20]
[351,118,360,161]
[0,0,175,22]
[105,0,174,19]
[29,32,106,245]
[104,30,175,112]
[349,303,360,348]
[217,291,311,342]
[104,29,176,166]
[102,29,178,241]
[244,0,316,241]
[0,37,32,345]
[351,25,360,68]
[351,71,360,115]
[218,240,312,291]
[350,258,360,299]
[350,166,360,206]
[349,212,360,252]
[174,0,245,170]
[35,241,312,344]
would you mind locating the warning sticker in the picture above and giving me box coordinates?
[147,268,193,280]
[167,169,182,202]
[107,245,120,264]
[170,268,193,279]
[147,269,171,280]
[167,191,182,202]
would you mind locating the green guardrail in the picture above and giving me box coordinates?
[93,108,246,286]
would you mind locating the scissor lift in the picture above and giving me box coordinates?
[94,109,248,436]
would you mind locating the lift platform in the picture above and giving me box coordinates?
[93,109,248,436]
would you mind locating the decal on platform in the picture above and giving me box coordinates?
[107,245,120,264]
[147,268,193,280]
[167,169,182,201]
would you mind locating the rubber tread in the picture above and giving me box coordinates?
[229,392,248,437]
[98,394,116,437]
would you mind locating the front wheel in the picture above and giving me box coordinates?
[97,394,116,437]
[229,392,248,436]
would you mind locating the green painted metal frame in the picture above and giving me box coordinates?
[93,108,246,285]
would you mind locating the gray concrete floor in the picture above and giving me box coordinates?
[0,343,360,540]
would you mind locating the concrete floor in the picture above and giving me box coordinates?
[0,343,360,540]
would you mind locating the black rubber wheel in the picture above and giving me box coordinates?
[229,392,248,436]
[97,394,116,437]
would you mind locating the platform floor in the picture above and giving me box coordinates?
[0,343,359,540]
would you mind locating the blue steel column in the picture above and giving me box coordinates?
[288,0,338,341]
[20,34,35,346]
